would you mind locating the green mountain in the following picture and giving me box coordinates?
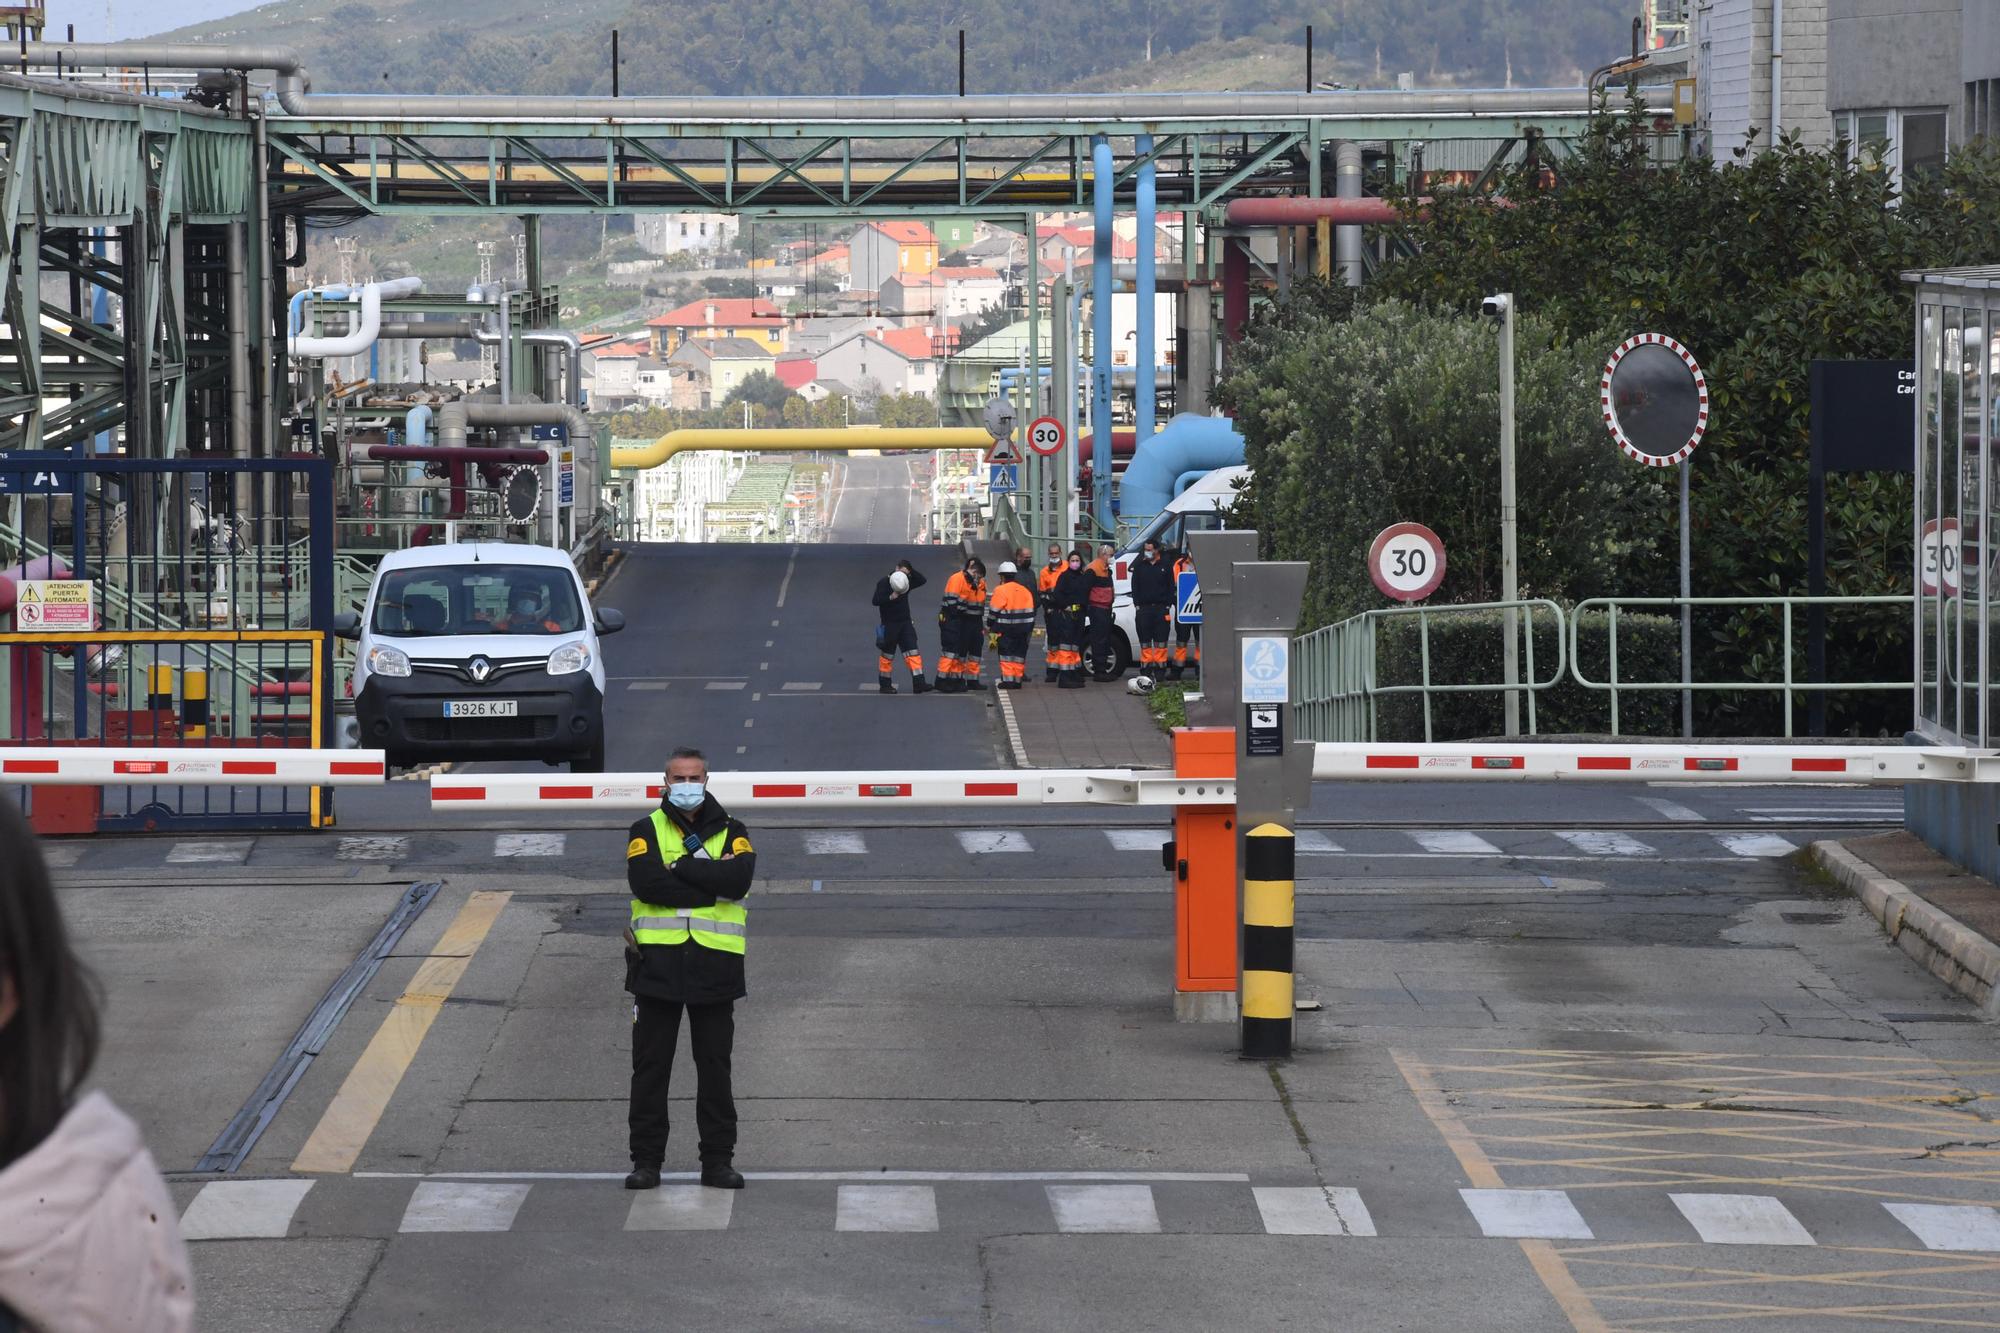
[162,0,1637,97]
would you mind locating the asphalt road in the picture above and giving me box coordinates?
[48,541,2000,1333]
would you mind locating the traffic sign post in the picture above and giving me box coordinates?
[1603,332,1711,739]
[1027,416,1065,457]
[1367,523,1447,602]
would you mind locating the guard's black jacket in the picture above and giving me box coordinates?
[872,566,928,627]
[624,792,756,1004]
[1131,552,1175,605]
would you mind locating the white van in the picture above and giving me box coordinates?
[1108,466,1248,672]
[335,540,624,772]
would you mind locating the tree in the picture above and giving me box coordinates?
[876,393,939,428]
[720,370,797,414]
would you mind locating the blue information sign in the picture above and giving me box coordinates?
[1174,570,1203,625]
[988,463,1019,493]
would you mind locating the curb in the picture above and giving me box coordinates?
[995,687,1030,768]
[1809,840,2000,1019]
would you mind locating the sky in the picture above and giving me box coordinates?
[50,0,259,41]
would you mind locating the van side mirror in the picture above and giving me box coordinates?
[332,610,362,640]
[595,607,626,635]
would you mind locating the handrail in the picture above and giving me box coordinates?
[1293,599,1567,743]
[1568,595,1916,737]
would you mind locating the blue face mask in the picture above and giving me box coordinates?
[667,781,706,812]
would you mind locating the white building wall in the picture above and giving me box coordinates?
[1697,0,1832,156]
[816,337,921,397]
[635,213,740,256]
[1699,0,1759,156]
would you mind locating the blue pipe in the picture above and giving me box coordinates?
[406,404,432,446]
[91,231,113,454]
[1091,135,1115,527]
[287,284,352,338]
[1116,413,1246,523]
[1136,133,1157,449]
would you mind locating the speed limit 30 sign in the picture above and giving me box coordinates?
[1369,522,1447,602]
[1026,416,1065,457]
[1921,517,1961,597]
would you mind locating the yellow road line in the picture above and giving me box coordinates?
[1390,1049,1609,1333]
[292,890,510,1174]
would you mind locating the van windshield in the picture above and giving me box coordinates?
[371,564,585,637]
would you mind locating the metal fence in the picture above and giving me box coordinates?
[1294,595,1916,743]
[1,456,336,830]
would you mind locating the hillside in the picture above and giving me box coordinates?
[159,0,1637,97]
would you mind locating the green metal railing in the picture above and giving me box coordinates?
[1294,594,1917,742]
[1571,595,1916,737]
[1293,599,1566,742]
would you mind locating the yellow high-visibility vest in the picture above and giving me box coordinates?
[629,809,748,955]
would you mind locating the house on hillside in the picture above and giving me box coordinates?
[849,221,941,291]
[786,314,899,357]
[583,338,654,409]
[635,213,740,257]
[933,266,1007,323]
[773,351,818,391]
[668,336,776,403]
[647,298,787,357]
[815,326,954,400]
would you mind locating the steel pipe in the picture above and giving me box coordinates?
[1223,197,1409,226]
[611,427,992,472]
[1333,141,1365,286]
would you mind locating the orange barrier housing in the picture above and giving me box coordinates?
[1172,727,1237,993]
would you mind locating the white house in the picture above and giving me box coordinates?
[635,213,741,257]
[814,327,949,399]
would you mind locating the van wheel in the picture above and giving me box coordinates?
[1114,632,1135,674]
[571,741,605,774]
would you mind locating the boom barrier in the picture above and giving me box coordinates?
[1,747,385,785]
[431,769,1237,812]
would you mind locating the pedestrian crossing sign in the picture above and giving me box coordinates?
[988,463,1019,493]
[1174,571,1202,625]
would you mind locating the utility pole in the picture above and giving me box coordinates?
[1490,292,1520,736]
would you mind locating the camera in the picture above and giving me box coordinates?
[1480,293,1512,318]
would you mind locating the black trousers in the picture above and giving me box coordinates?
[1087,606,1117,676]
[629,994,737,1167]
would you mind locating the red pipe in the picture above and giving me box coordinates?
[1223,196,1416,226]
[366,444,550,523]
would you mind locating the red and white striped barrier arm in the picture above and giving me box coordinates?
[1312,742,1976,784]
[0,748,388,786]
[430,769,1236,812]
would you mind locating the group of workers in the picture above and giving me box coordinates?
[871,541,1201,694]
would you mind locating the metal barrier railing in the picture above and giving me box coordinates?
[1293,600,1567,742]
[1,629,332,829]
[1293,594,1916,743]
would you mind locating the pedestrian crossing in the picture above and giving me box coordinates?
[70,824,1843,873]
[173,1176,2000,1250]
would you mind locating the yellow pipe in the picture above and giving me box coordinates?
[612,427,996,472]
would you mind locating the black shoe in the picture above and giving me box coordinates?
[701,1162,745,1190]
[912,678,932,694]
[879,682,897,694]
[624,1165,661,1190]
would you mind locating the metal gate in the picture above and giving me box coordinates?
[0,456,336,830]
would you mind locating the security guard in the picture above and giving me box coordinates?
[1130,538,1175,677]
[1171,547,1201,681]
[937,557,988,693]
[623,746,755,1192]
[985,562,1037,690]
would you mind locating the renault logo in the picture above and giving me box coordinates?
[468,656,492,683]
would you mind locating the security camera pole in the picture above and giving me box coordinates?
[1487,293,1521,737]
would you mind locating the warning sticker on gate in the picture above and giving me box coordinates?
[14,579,93,631]
[1240,635,1290,705]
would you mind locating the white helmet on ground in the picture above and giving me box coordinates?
[889,570,910,593]
[1127,675,1156,695]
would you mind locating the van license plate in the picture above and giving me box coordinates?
[444,700,519,718]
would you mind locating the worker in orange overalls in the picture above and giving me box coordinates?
[986,562,1038,691]
[936,556,988,694]
[1171,546,1201,681]
[1037,545,1064,682]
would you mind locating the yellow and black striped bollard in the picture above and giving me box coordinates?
[147,662,176,712]
[182,668,209,740]
[1241,822,1295,1058]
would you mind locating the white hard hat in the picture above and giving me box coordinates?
[1127,675,1156,695]
[889,570,910,593]
[997,561,1018,575]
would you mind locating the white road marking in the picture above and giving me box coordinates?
[625,1186,734,1231]
[625,681,669,691]
[1412,831,1502,856]
[1046,1184,1161,1233]
[751,693,762,703]
[837,1185,940,1232]
[1460,1189,1594,1240]
[1713,832,1797,858]
[804,831,868,855]
[704,681,747,691]
[776,545,799,608]
[166,840,252,864]
[1669,1192,1816,1246]
[743,718,754,729]
[338,836,407,862]
[38,842,83,867]
[996,687,1029,766]
[180,1179,315,1240]
[782,682,823,691]
[1884,1202,2000,1252]
[1635,796,1706,822]
[399,1182,532,1233]
[1295,830,1345,853]
[957,830,1032,854]
[1253,1186,1377,1236]
[735,745,748,755]
[495,833,566,858]
[1554,830,1656,857]
[1750,816,1902,824]
[358,1170,1249,1183]
[1105,828,1171,851]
